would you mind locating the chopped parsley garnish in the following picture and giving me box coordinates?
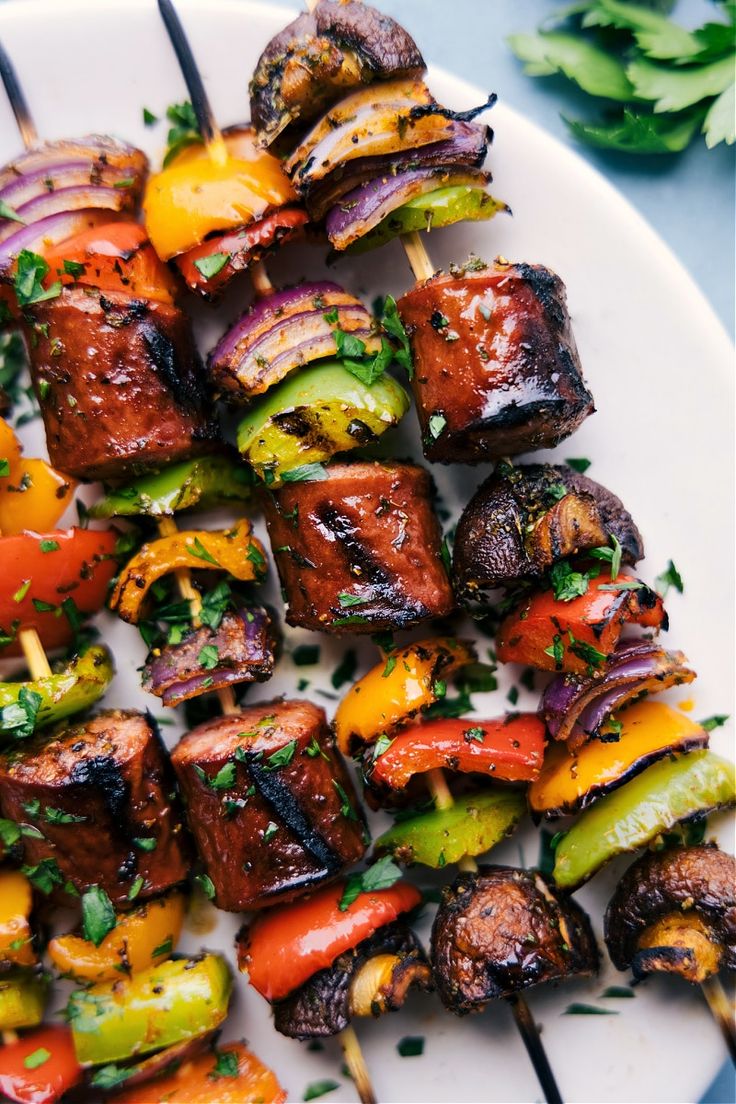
[23,1048,51,1071]
[195,873,216,899]
[81,885,116,946]
[198,644,220,670]
[333,779,358,821]
[279,463,328,483]
[338,855,403,911]
[565,457,591,473]
[303,1081,341,1101]
[0,687,42,739]
[699,714,729,732]
[549,560,590,602]
[263,821,279,842]
[428,412,447,440]
[21,858,63,894]
[543,634,564,668]
[397,1036,425,1057]
[39,539,60,553]
[163,100,202,166]
[151,937,173,958]
[563,1003,619,1015]
[0,199,25,224]
[265,739,298,770]
[13,250,61,307]
[143,107,158,125]
[331,649,358,690]
[590,534,623,580]
[193,252,231,280]
[293,644,320,666]
[188,537,219,566]
[655,559,684,597]
[90,1065,132,1090]
[195,761,236,790]
[338,592,369,608]
[209,1050,240,1079]
[0,818,21,849]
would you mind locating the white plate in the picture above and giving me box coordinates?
[0,2,734,1102]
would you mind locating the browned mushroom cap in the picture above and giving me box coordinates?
[250,0,425,148]
[452,461,644,597]
[272,920,432,1038]
[605,845,736,984]
[431,865,599,1014]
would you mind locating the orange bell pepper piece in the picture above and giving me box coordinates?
[0,871,36,969]
[333,637,477,756]
[0,418,76,535]
[108,518,267,624]
[43,221,178,304]
[115,1043,286,1104]
[48,892,185,983]
[529,700,709,818]
[497,573,666,674]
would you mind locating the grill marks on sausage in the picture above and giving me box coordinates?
[263,462,454,633]
[246,752,343,877]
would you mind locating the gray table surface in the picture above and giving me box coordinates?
[268,2,736,1101]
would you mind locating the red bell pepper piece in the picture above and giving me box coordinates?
[497,573,666,674]
[368,714,546,790]
[0,1025,82,1104]
[238,880,421,1002]
[0,528,119,656]
[174,207,308,297]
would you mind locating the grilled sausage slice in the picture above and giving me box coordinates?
[0,710,189,904]
[431,865,598,1013]
[27,288,217,480]
[271,921,432,1039]
[171,701,366,911]
[397,260,593,463]
[453,461,644,597]
[250,1,425,147]
[262,461,454,633]
[605,845,736,984]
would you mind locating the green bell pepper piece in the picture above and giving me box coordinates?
[348,185,507,254]
[553,750,736,890]
[0,645,114,742]
[374,789,526,869]
[237,360,410,485]
[68,954,231,1066]
[0,970,48,1030]
[88,456,254,519]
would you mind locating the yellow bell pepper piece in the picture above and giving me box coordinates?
[143,131,297,260]
[0,417,76,534]
[333,637,476,755]
[529,700,708,817]
[0,871,36,968]
[0,970,47,1030]
[109,518,267,624]
[48,892,185,983]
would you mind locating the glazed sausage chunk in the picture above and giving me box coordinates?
[0,710,190,904]
[398,259,594,463]
[171,700,367,911]
[262,461,454,633]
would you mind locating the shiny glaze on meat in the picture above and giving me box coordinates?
[171,700,366,910]
[0,710,189,904]
[398,260,594,463]
[262,461,454,633]
[27,287,217,480]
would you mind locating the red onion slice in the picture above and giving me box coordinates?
[0,135,147,192]
[326,167,489,250]
[0,185,133,244]
[208,281,381,400]
[541,641,696,749]
[143,608,274,707]
[0,209,125,272]
[307,120,491,220]
[0,160,139,211]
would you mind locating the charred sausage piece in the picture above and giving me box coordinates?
[0,710,189,905]
[262,461,454,633]
[250,1,425,147]
[26,288,217,480]
[171,700,367,910]
[142,607,276,707]
[453,461,644,597]
[272,920,432,1039]
[397,261,594,463]
[431,865,598,1013]
[605,845,736,984]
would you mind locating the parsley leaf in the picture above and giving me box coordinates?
[655,559,683,597]
[0,688,42,739]
[379,295,413,378]
[90,1065,132,1089]
[699,714,729,732]
[397,1036,425,1057]
[193,252,230,280]
[339,855,403,911]
[13,250,61,306]
[81,885,116,946]
[209,1050,240,1079]
[265,739,298,770]
[565,457,591,473]
[303,1081,341,1101]
[188,536,219,566]
[549,560,590,602]
[280,463,328,483]
[0,199,25,224]
[198,644,220,670]
[23,1048,51,1071]
[163,100,203,166]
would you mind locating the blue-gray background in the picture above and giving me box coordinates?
[269,0,736,1099]
[271,0,735,339]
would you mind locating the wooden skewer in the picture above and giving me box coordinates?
[701,974,736,1065]
[156,5,376,1100]
[0,40,37,148]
